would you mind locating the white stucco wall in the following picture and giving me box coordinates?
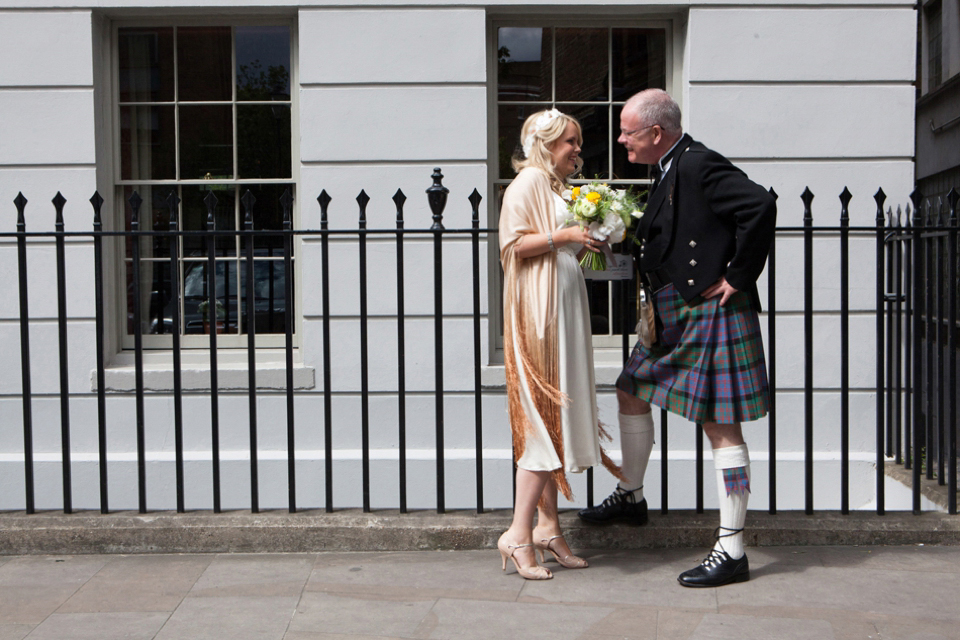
[0,2,921,513]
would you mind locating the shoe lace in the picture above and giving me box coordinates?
[712,526,743,558]
[700,548,728,569]
[601,486,638,508]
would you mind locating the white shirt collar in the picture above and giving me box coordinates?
[657,136,684,175]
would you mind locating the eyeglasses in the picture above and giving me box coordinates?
[620,124,658,138]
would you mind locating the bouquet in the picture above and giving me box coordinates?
[561,182,645,271]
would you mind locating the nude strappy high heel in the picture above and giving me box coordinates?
[533,533,589,569]
[498,534,553,580]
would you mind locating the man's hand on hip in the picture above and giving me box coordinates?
[702,276,738,307]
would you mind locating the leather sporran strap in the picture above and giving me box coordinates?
[635,277,657,348]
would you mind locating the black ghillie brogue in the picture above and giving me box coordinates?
[677,527,749,588]
[577,486,648,525]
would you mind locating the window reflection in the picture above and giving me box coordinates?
[238,105,291,179]
[179,105,234,180]
[497,28,551,101]
[494,24,666,342]
[177,27,232,101]
[556,28,608,102]
[119,27,174,102]
[236,26,291,100]
[116,24,295,342]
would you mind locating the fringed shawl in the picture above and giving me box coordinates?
[499,167,573,499]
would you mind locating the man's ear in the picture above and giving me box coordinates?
[651,125,663,145]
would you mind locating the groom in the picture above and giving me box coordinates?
[578,89,776,587]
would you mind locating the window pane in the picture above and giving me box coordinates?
[120,106,176,180]
[555,28,608,102]
[179,105,234,180]
[123,185,175,259]
[240,183,294,251]
[181,185,237,256]
[240,258,288,334]
[498,104,551,179]
[177,26,232,101]
[119,27,174,102]
[180,260,239,334]
[126,259,173,335]
[563,104,609,179]
[238,105,291,179]
[498,28,551,101]
[612,105,654,182]
[612,28,667,100]
[236,26,291,101]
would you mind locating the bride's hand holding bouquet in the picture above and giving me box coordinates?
[561,182,645,271]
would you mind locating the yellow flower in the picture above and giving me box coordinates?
[586,192,601,204]
[572,186,581,198]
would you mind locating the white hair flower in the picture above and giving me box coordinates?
[521,108,563,158]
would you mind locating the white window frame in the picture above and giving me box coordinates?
[486,15,679,366]
[102,15,301,352]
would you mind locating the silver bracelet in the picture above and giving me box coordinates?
[547,231,555,251]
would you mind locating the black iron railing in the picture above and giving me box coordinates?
[2,171,958,516]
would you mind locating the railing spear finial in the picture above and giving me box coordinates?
[839,187,852,224]
[204,191,217,231]
[874,188,886,226]
[52,192,67,230]
[357,190,370,228]
[128,191,142,232]
[14,192,28,229]
[393,189,406,225]
[948,188,959,224]
[90,191,104,229]
[801,186,814,223]
[241,190,256,228]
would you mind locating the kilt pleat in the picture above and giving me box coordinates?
[616,283,769,424]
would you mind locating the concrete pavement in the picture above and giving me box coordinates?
[1,543,959,639]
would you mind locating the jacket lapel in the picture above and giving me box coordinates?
[638,134,693,239]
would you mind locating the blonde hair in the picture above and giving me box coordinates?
[511,109,583,193]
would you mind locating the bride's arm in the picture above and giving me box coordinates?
[513,226,599,259]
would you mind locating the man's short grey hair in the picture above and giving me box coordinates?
[625,89,682,135]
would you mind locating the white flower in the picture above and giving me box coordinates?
[602,212,626,243]
[631,209,644,219]
[560,189,573,201]
[574,199,598,219]
[521,108,563,158]
[587,221,604,240]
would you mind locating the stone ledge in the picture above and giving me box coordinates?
[885,459,958,512]
[0,509,958,555]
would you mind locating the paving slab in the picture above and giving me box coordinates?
[689,613,835,639]
[518,548,718,609]
[0,625,33,640]
[288,592,436,637]
[717,563,960,622]
[25,612,169,640]
[188,553,315,598]
[154,595,299,640]
[58,554,212,613]
[0,556,107,624]
[413,597,616,640]
[305,550,523,602]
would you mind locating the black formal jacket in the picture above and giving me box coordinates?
[636,134,777,312]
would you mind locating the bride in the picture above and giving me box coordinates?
[498,109,623,580]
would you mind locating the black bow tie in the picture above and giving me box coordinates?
[651,165,663,194]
